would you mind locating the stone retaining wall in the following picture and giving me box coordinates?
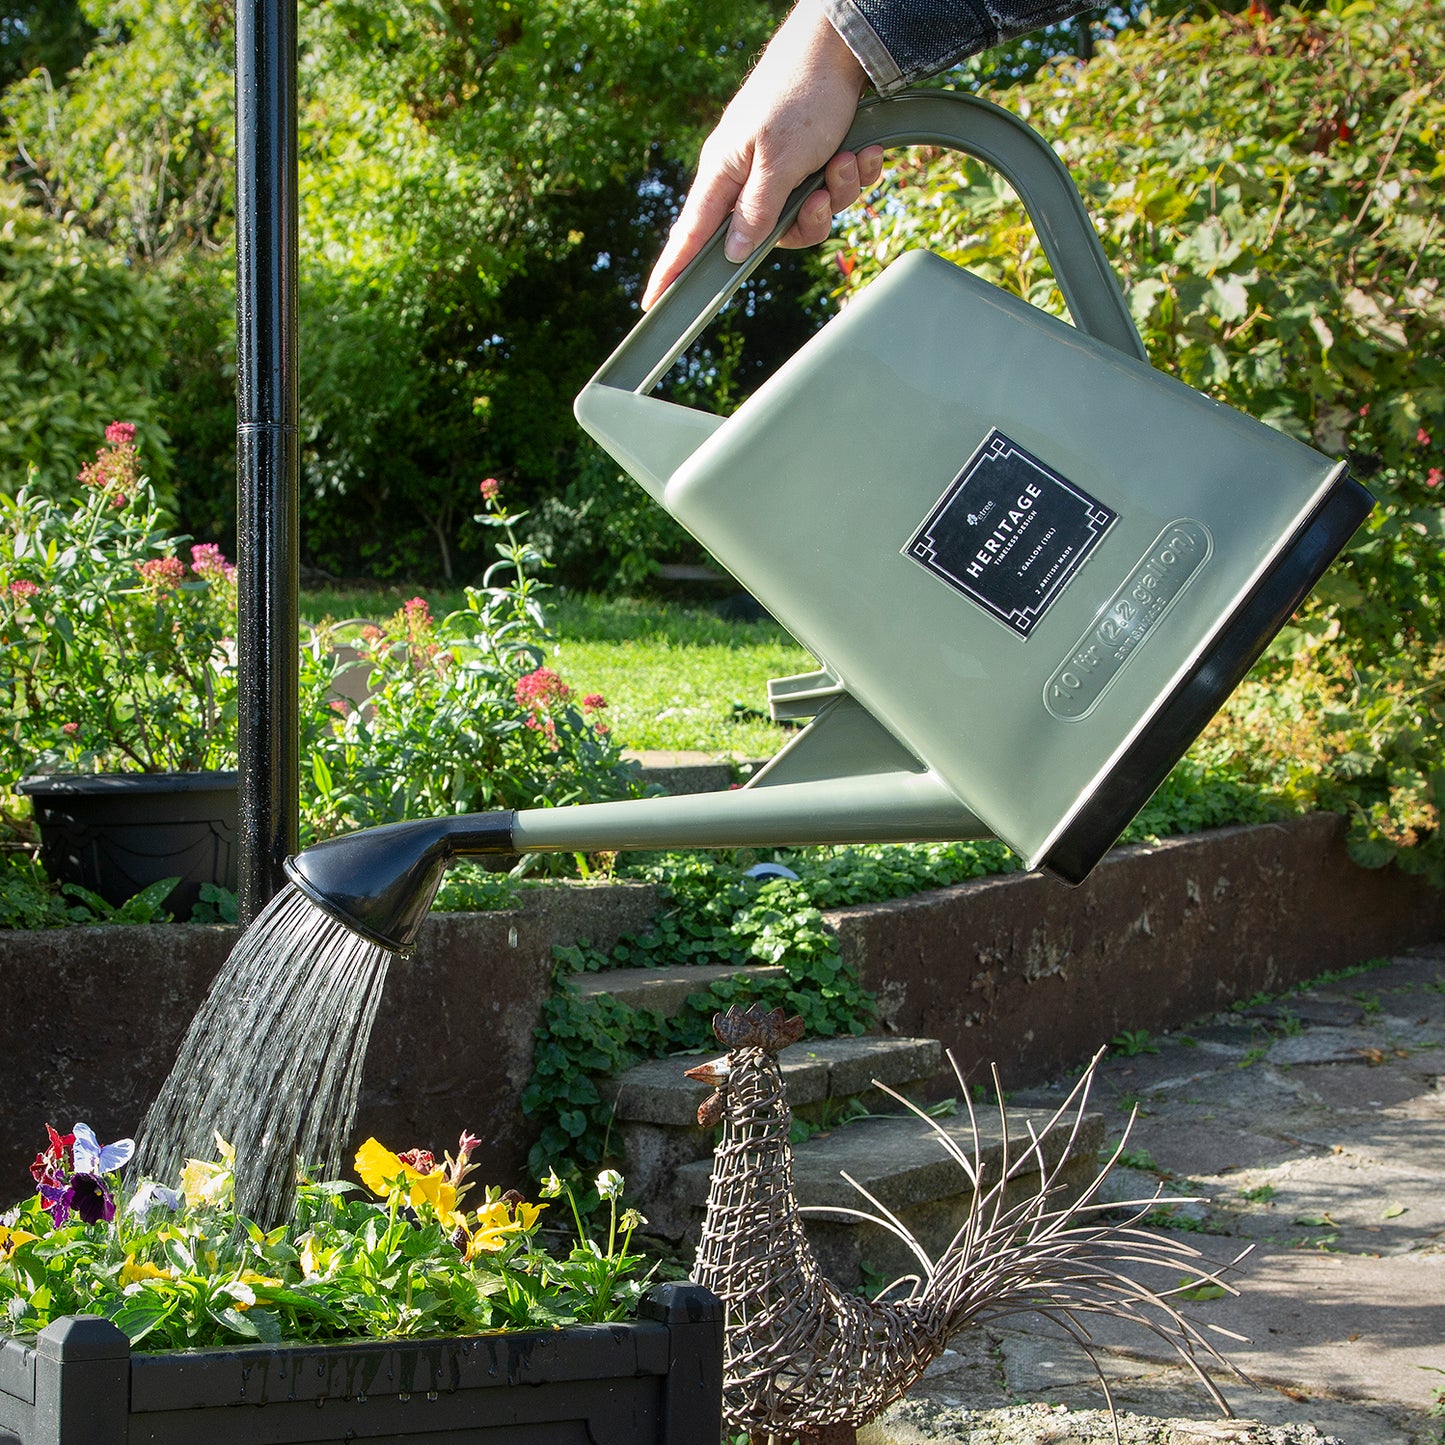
[830,812,1445,1089]
[0,881,659,1192]
[0,815,1439,1194]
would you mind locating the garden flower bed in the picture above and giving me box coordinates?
[0,1126,721,1444]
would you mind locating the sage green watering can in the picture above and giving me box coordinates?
[287,91,1370,953]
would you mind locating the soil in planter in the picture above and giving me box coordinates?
[135,885,392,1223]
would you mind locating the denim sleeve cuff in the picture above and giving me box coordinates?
[821,0,907,95]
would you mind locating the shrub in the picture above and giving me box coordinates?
[300,481,641,844]
[0,425,235,781]
[0,181,171,496]
[1198,638,1445,887]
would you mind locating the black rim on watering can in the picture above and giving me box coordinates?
[235,0,300,924]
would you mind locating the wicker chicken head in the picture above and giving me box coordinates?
[683,1003,805,1127]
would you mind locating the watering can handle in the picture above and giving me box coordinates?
[589,89,1146,399]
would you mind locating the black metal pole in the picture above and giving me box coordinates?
[235,0,300,923]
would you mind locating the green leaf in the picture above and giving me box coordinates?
[108,1291,175,1345]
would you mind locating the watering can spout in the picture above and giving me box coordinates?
[285,773,986,956]
[284,703,987,955]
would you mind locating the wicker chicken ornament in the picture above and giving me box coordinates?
[685,1003,1248,1445]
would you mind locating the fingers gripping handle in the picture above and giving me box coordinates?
[589,89,1146,403]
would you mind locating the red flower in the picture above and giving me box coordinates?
[30,1125,74,1187]
[1418,428,1433,447]
[480,477,501,501]
[105,421,137,447]
[582,693,607,712]
[1427,468,1443,490]
[397,1148,438,1175]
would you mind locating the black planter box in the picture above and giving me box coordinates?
[16,772,238,916]
[0,1282,722,1445]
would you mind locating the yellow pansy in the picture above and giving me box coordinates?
[119,1256,170,1286]
[299,1233,335,1279]
[181,1134,236,1209]
[0,1226,37,1261]
[355,1138,461,1223]
[466,1197,545,1258]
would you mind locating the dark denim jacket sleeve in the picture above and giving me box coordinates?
[821,0,1092,93]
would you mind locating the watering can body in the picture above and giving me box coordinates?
[573,90,1371,882]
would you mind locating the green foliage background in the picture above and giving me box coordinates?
[0,181,171,495]
[1,0,792,580]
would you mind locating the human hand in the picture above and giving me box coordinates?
[640,0,884,311]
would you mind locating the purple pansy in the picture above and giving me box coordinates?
[39,1124,134,1227]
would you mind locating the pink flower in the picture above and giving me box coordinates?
[1419,428,1433,447]
[190,543,236,581]
[403,597,431,624]
[62,722,80,736]
[329,698,348,715]
[480,477,501,501]
[515,667,570,710]
[1427,468,1443,490]
[582,693,607,712]
[136,556,187,591]
[8,579,39,599]
[79,423,141,500]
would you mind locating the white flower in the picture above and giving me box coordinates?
[125,1181,183,1223]
[594,1169,624,1201]
[72,1123,134,1175]
[539,1168,564,1199]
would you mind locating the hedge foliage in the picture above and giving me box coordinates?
[0,180,171,496]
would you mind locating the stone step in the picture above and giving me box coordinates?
[675,1103,1107,1287]
[603,1033,944,1127]
[566,962,787,1017]
[603,1034,945,1243]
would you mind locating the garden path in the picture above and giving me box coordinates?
[863,946,1445,1445]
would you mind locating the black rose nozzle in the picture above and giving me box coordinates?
[284,811,515,954]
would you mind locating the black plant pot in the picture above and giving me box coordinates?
[0,1283,723,1445]
[16,772,239,917]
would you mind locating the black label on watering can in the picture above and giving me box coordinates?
[902,429,1116,639]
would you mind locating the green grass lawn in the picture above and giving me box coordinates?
[300,586,814,758]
